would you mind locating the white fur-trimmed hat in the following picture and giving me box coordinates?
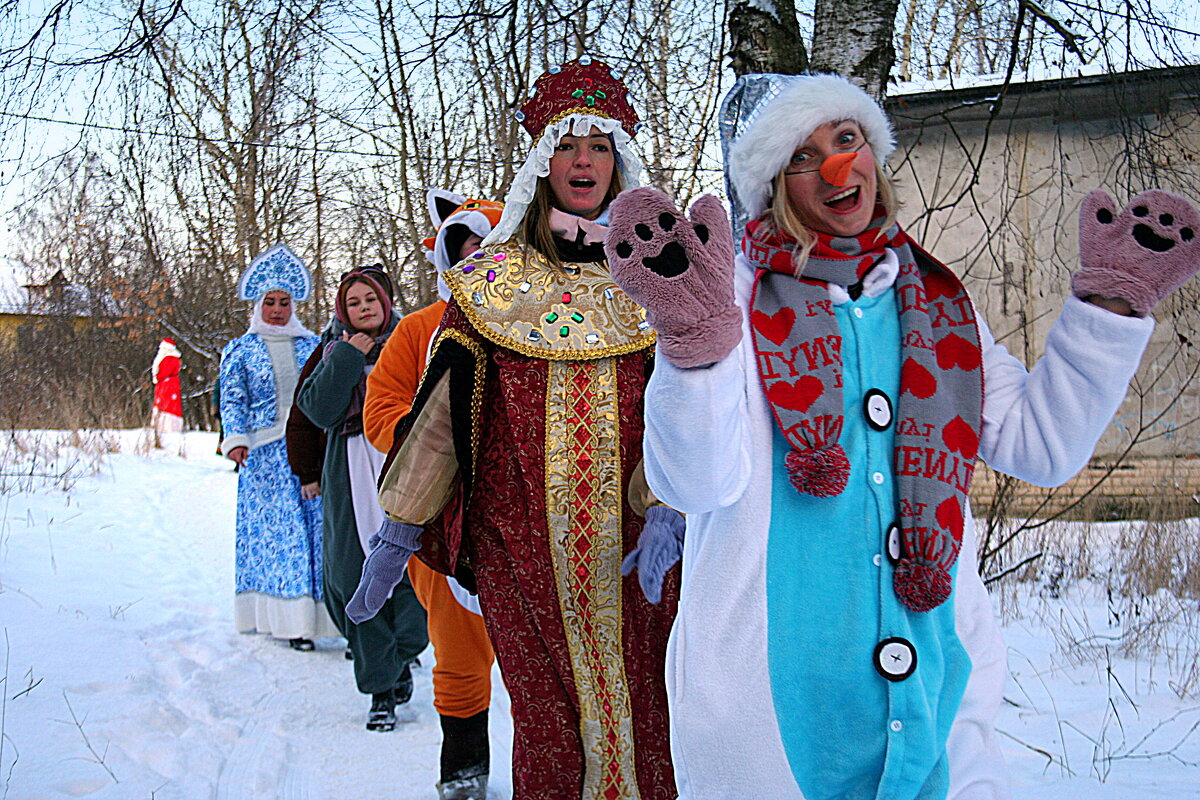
[727,73,895,224]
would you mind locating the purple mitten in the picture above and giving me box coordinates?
[1073,188,1200,316]
[621,505,684,604]
[346,518,422,624]
[605,188,742,368]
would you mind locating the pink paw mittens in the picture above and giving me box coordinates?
[1073,188,1200,316]
[604,188,742,368]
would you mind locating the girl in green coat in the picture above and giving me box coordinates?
[297,269,428,731]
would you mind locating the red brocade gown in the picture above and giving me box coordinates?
[377,238,678,800]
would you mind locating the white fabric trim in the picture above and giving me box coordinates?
[246,336,298,452]
[219,432,250,456]
[426,188,467,229]
[447,576,483,616]
[346,432,387,556]
[482,113,644,247]
[235,592,339,639]
[246,294,315,339]
[828,248,900,305]
[221,335,305,455]
[151,408,183,435]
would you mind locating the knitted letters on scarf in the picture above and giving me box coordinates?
[744,216,984,612]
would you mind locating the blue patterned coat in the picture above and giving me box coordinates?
[220,333,325,601]
[220,334,318,443]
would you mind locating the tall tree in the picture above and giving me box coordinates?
[809,0,902,97]
[728,0,808,77]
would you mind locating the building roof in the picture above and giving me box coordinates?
[885,63,1200,129]
[0,258,32,315]
[0,260,115,317]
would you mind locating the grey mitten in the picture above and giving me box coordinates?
[605,188,742,368]
[621,505,684,604]
[346,518,422,624]
[1072,188,1200,316]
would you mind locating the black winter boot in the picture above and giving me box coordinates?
[366,690,396,732]
[394,661,414,705]
[437,710,489,799]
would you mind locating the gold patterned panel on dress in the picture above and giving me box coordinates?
[545,358,640,800]
[444,240,655,360]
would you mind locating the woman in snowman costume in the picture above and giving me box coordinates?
[603,72,1200,800]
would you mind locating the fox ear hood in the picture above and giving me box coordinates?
[725,72,895,226]
[426,188,468,231]
[421,197,505,302]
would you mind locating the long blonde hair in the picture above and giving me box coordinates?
[520,153,626,268]
[765,162,899,265]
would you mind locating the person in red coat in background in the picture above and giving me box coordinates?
[152,337,183,435]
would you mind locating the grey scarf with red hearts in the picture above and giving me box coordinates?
[743,215,984,612]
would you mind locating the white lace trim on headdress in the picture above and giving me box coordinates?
[482,113,645,247]
[246,294,315,339]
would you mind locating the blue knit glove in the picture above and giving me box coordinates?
[621,505,684,604]
[346,518,422,624]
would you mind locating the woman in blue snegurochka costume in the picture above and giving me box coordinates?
[220,244,337,651]
[604,73,1200,799]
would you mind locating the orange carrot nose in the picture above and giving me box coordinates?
[820,152,858,186]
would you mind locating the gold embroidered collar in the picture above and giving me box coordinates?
[443,240,655,360]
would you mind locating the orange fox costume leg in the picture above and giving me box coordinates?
[406,558,494,717]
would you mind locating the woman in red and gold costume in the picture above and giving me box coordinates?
[347,57,681,800]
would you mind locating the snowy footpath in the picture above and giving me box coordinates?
[0,430,1196,799]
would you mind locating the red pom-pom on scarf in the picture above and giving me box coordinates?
[785,445,850,497]
[893,559,952,612]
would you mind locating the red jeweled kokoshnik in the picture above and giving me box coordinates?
[744,212,984,612]
[516,57,640,140]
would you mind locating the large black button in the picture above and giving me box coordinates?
[863,389,893,431]
[874,637,917,682]
[886,522,902,565]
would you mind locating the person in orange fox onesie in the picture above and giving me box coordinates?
[363,189,503,800]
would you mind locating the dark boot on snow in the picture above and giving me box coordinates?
[366,690,397,732]
[437,774,487,800]
[437,709,489,799]
[394,661,414,705]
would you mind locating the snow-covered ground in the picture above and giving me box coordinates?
[0,430,511,800]
[0,430,1197,799]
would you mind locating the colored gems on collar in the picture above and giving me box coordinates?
[444,243,655,360]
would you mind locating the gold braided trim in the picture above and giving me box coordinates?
[445,241,655,361]
[427,327,487,475]
[544,359,639,800]
[543,107,615,131]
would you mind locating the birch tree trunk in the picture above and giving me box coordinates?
[809,0,900,97]
[727,0,808,77]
